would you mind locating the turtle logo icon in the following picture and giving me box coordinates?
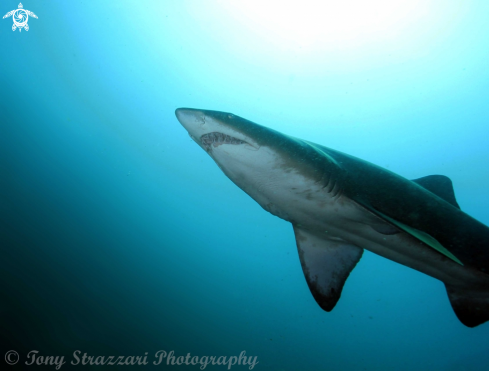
[3,3,37,32]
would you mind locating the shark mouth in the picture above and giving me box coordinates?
[200,132,247,151]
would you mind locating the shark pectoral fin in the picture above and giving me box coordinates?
[293,225,363,312]
[360,203,464,266]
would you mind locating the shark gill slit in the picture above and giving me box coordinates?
[328,179,336,194]
[322,176,331,190]
[333,183,342,199]
[319,173,342,199]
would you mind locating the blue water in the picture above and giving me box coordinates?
[2,1,489,369]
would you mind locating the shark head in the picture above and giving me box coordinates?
[175,108,283,198]
[175,108,342,221]
[175,108,263,153]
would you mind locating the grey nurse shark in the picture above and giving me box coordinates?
[175,108,489,327]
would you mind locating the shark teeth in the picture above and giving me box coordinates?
[200,132,246,150]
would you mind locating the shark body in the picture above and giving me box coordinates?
[175,108,489,327]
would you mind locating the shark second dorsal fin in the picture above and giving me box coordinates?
[412,175,460,209]
[293,225,363,312]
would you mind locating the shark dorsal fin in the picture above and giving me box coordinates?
[412,175,460,209]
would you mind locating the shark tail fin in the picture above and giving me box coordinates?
[445,284,489,327]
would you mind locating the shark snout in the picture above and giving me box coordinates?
[175,108,260,151]
[175,107,209,146]
[175,108,204,132]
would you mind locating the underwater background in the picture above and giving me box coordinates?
[2,1,489,369]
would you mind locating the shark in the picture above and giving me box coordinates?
[175,108,489,327]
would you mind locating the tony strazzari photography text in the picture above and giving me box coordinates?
[23,350,259,369]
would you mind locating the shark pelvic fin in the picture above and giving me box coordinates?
[359,202,464,266]
[445,283,489,327]
[293,225,363,311]
[412,175,460,209]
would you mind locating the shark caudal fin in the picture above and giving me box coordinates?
[445,284,489,327]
